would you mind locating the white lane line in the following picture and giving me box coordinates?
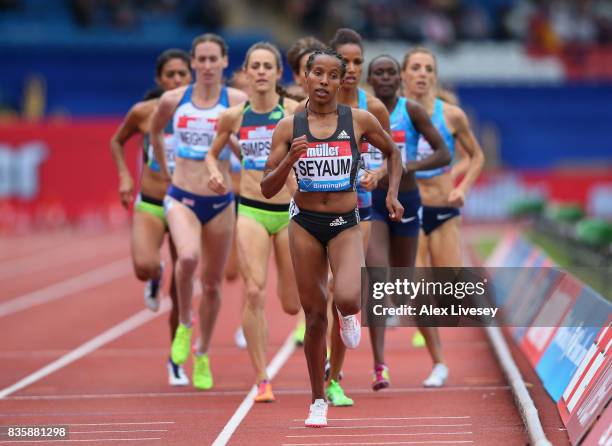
[70,430,168,434]
[287,432,473,438]
[0,235,125,280]
[4,390,245,401]
[0,299,171,399]
[289,424,473,430]
[68,423,174,427]
[0,257,132,318]
[292,417,471,422]
[282,441,474,446]
[211,333,296,446]
[4,385,510,401]
[0,438,161,443]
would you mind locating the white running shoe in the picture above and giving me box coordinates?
[234,327,247,349]
[144,262,163,312]
[305,398,328,427]
[167,357,189,386]
[337,309,361,349]
[423,363,449,388]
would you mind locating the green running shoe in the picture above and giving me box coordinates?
[412,330,426,348]
[293,321,306,346]
[326,379,353,407]
[171,323,193,365]
[193,353,213,390]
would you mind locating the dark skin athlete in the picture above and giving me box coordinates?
[261,53,404,402]
[366,55,450,367]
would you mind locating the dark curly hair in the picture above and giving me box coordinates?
[305,48,347,79]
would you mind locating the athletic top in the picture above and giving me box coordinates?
[292,104,360,193]
[357,88,369,161]
[415,98,454,179]
[355,89,372,208]
[238,98,285,171]
[144,121,175,173]
[366,97,418,171]
[172,84,231,161]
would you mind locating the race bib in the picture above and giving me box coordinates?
[295,141,353,192]
[239,125,274,171]
[175,115,218,159]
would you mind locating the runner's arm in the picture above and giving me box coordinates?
[408,101,451,171]
[150,92,177,181]
[448,107,484,206]
[206,107,241,194]
[109,104,143,208]
[358,110,404,220]
[261,117,306,198]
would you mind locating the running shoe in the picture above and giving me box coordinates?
[305,399,328,427]
[423,363,449,388]
[193,353,213,390]
[293,320,306,346]
[324,358,344,382]
[234,327,247,349]
[167,357,189,386]
[326,379,353,407]
[254,380,275,403]
[171,323,193,365]
[337,309,361,349]
[372,364,390,391]
[412,330,426,348]
[144,262,163,312]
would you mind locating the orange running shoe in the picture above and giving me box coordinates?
[254,380,275,403]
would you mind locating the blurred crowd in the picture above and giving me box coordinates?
[281,0,612,49]
[1,0,611,50]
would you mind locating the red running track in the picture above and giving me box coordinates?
[0,227,569,445]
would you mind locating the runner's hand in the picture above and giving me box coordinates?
[448,187,465,207]
[208,172,227,195]
[386,195,404,222]
[360,171,378,191]
[119,174,134,209]
[288,135,309,163]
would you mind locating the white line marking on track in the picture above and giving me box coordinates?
[5,391,246,400]
[282,441,474,446]
[4,385,510,401]
[0,257,132,318]
[211,333,296,446]
[70,430,168,434]
[292,417,471,422]
[0,438,162,443]
[0,299,170,399]
[68,423,174,426]
[286,432,473,438]
[289,424,473,430]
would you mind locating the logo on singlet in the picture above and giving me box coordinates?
[337,130,350,140]
[268,110,283,120]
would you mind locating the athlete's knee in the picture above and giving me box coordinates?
[176,252,198,276]
[333,279,360,315]
[244,282,265,311]
[304,308,327,334]
[280,297,300,316]
[133,259,161,281]
[201,280,222,302]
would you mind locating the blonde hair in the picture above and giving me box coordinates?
[401,46,437,73]
[437,88,459,105]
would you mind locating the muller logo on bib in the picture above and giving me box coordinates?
[306,143,340,158]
